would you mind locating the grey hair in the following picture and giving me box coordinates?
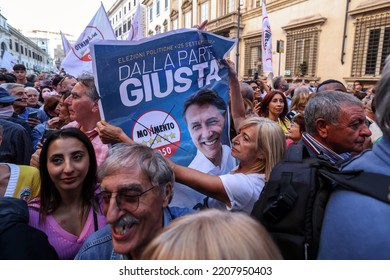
[77,72,100,101]
[374,56,390,138]
[294,86,310,96]
[272,76,284,90]
[24,87,39,95]
[98,143,174,196]
[0,83,25,93]
[304,91,362,135]
[240,82,254,101]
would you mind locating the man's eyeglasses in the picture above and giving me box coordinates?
[96,186,155,211]
[252,86,259,91]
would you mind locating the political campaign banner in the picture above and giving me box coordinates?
[90,29,236,166]
[127,3,144,41]
[262,1,273,74]
[60,30,72,54]
[61,4,116,77]
[0,50,17,72]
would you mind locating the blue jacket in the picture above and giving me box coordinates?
[318,137,390,259]
[75,207,193,260]
[13,107,48,124]
[31,121,47,151]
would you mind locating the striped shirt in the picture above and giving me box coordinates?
[302,132,350,164]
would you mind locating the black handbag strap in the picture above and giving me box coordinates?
[319,168,390,204]
[93,210,98,232]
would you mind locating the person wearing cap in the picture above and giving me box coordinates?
[0,87,19,107]
[0,87,20,121]
[12,64,34,87]
[0,83,48,128]
[0,87,31,134]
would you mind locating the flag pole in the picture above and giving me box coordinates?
[236,1,241,74]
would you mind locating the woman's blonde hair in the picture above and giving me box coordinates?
[142,209,282,260]
[290,86,310,113]
[234,117,286,180]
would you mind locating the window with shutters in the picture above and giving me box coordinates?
[244,36,261,78]
[351,10,390,77]
[284,27,319,77]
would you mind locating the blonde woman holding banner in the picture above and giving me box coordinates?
[166,60,286,213]
[95,60,286,213]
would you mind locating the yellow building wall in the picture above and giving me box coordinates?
[239,0,390,85]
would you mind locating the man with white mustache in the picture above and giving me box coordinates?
[75,143,192,260]
[169,89,236,210]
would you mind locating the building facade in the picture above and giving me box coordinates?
[0,14,51,73]
[108,0,170,40]
[108,0,390,87]
[23,30,76,72]
[235,0,390,87]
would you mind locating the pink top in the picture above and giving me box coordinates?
[28,205,107,260]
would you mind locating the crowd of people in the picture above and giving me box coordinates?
[0,47,389,260]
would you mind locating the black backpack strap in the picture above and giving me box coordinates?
[262,172,298,222]
[319,168,390,204]
[260,143,309,222]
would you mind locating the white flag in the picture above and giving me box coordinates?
[128,3,143,41]
[61,4,116,77]
[52,60,60,74]
[60,31,72,54]
[262,2,273,74]
[0,50,17,72]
